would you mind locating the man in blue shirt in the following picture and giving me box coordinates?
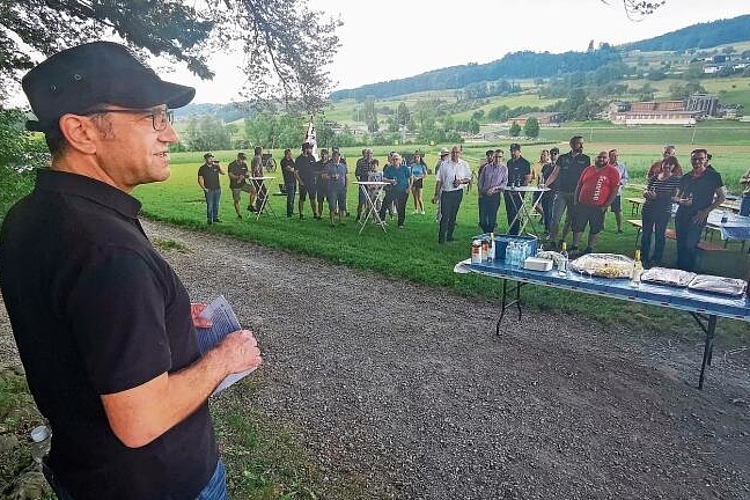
[379,152,411,229]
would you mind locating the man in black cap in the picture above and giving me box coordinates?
[0,41,262,499]
[295,142,319,219]
[504,143,531,235]
[197,152,224,224]
[228,151,252,219]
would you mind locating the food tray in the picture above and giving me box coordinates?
[640,267,696,288]
[687,274,747,297]
[536,250,565,268]
[570,253,634,279]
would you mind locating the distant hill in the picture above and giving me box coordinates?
[621,14,750,52]
[331,14,750,102]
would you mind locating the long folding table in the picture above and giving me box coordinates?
[455,258,750,389]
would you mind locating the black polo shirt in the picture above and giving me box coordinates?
[506,156,531,186]
[198,162,222,190]
[676,167,723,220]
[295,153,316,182]
[228,159,249,189]
[555,152,591,193]
[0,169,217,500]
[280,157,296,184]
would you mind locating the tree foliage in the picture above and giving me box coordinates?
[1,0,341,113]
[523,117,540,139]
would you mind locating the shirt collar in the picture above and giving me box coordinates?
[35,168,142,219]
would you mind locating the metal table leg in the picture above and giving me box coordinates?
[496,278,524,337]
[690,312,717,390]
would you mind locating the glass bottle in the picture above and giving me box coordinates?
[630,249,643,288]
[558,242,568,276]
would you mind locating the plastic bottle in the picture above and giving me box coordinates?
[558,242,569,276]
[630,249,643,288]
[488,232,496,262]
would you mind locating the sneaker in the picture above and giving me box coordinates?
[214,219,222,223]
[247,205,256,212]
[420,210,426,215]
[398,225,404,229]
[237,215,243,219]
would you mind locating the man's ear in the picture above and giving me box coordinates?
[58,114,101,155]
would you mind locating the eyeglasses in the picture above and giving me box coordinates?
[83,107,174,131]
[691,156,707,162]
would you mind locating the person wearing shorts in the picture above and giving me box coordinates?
[571,151,621,254]
[228,152,252,218]
[608,148,630,234]
[546,136,591,248]
[295,142,318,219]
[315,149,331,220]
[409,151,427,214]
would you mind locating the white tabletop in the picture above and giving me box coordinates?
[505,186,550,192]
[355,181,390,186]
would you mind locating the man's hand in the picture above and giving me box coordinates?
[190,303,212,329]
[692,209,709,225]
[215,330,263,375]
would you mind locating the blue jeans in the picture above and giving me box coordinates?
[478,192,501,234]
[285,182,297,216]
[205,189,221,222]
[43,459,228,500]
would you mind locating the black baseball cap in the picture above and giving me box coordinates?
[22,41,195,132]
[550,147,560,154]
[510,143,521,151]
[237,152,247,159]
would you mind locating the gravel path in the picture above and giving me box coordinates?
[3,219,750,499]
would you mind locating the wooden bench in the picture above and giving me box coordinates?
[625,197,644,216]
[627,219,725,252]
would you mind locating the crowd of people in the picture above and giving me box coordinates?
[198,137,737,272]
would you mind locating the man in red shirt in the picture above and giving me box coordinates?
[571,151,621,254]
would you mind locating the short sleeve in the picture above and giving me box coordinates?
[67,248,172,394]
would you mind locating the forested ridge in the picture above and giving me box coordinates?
[330,14,750,102]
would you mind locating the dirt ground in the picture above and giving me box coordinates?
[2,219,750,499]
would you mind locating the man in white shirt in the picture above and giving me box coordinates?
[432,145,472,244]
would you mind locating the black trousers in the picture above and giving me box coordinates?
[439,189,463,242]
[379,189,408,226]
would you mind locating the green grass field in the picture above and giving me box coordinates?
[142,133,750,500]
[139,142,750,337]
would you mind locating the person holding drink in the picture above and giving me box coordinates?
[477,149,508,234]
[640,155,682,266]
[324,150,348,227]
[672,148,725,272]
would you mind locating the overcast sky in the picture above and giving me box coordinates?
[182,0,749,104]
